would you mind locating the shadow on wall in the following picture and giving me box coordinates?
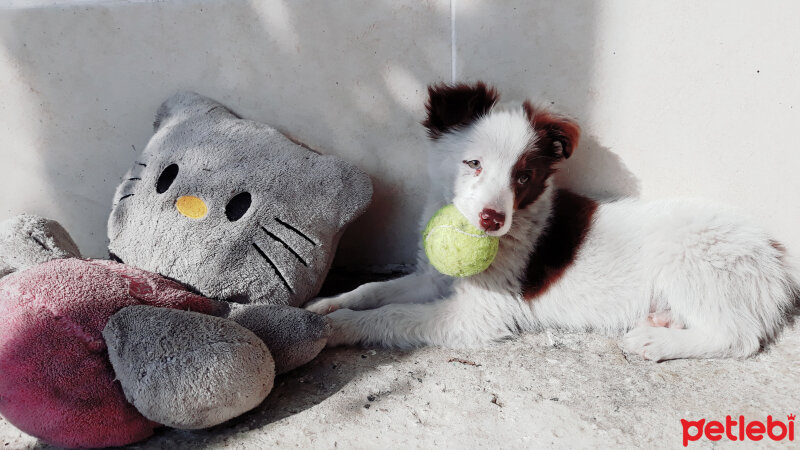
[555,137,640,200]
[454,0,640,200]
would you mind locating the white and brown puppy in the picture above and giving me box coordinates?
[306,82,797,360]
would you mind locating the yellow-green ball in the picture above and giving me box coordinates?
[422,205,499,277]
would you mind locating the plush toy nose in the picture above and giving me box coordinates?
[176,195,208,219]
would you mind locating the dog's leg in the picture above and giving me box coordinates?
[623,267,773,361]
[305,270,447,314]
[625,217,796,361]
[324,291,526,348]
[621,326,746,361]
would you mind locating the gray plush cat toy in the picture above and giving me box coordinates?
[0,92,372,448]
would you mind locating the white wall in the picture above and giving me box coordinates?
[1,0,798,269]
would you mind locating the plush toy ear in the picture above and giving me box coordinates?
[422,81,499,139]
[153,91,241,132]
[0,214,81,279]
[314,154,374,229]
[523,101,581,159]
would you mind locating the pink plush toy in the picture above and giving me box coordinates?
[0,258,213,448]
[0,213,330,449]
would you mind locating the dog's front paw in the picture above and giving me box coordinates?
[621,327,676,362]
[325,309,363,348]
[304,297,341,315]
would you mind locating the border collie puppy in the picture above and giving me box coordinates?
[306,82,797,360]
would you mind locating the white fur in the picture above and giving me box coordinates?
[306,104,797,361]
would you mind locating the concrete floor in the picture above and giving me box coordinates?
[3,316,798,449]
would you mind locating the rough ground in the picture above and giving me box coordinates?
[2,317,798,449]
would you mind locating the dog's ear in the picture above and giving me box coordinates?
[422,82,499,139]
[523,101,581,159]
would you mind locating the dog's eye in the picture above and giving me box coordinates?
[463,160,481,170]
[517,174,530,184]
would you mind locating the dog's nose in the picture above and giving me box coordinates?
[479,208,505,231]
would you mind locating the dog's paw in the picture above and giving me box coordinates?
[304,297,341,315]
[325,309,362,348]
[621,326,676,362]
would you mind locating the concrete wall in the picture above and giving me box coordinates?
[1,0,798,269]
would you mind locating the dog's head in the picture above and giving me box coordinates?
[423,82,580,236]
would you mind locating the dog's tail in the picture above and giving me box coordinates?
[768,239,800,320]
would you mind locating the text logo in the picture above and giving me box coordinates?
[681,414,795,446]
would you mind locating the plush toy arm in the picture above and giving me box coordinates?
[103,305,275,429]
[224,304,330,374]
[0,214,80,279]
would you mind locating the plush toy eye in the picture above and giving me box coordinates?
[463,160,481,170]
[225,192,252,221]
[517,174,530,184]
[156,164,179,194]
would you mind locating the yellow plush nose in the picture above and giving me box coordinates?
[176,195,208,219]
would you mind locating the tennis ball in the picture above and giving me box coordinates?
[422,205,499,277]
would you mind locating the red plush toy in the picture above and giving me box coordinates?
[0,258,213,448]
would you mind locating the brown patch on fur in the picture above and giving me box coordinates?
[522,101,580,159]
[511,150,559,211]
[511,102,582,211]
[770,239,787,254]
[770,239,788,264]
[521,190,597,300]
[422,82,499,139]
